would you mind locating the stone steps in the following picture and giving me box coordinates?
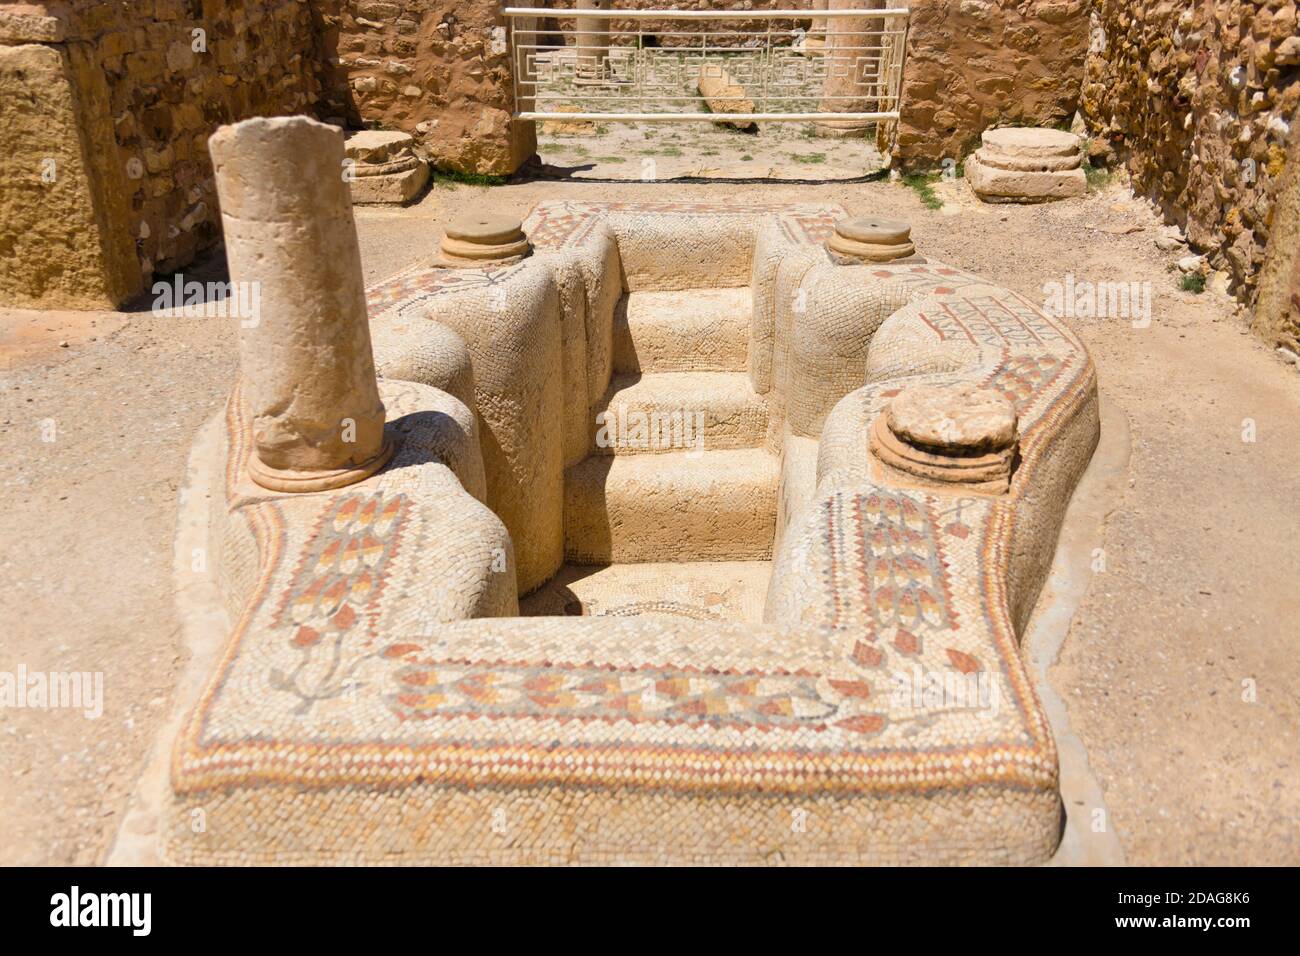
[613,288,751,374]
[564,448,780,564]
[591,371,768,455]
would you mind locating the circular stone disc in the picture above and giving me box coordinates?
[444,214,525,246]
[886,384,1017,453]
[980,127,1081,159]
[834,217,912,245]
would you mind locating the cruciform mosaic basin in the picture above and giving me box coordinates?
[167,118,1099,865]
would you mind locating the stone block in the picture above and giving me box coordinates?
[0,7,67,43]
[343,129,430,205]
[0,43,141,309]
[965,127,1086,203]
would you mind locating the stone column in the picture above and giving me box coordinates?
[209,116,394,493]
[816,0,885,137]
[574,0,611,83]
[808,0,829,50]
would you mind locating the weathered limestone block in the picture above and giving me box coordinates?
[344,129,429,205]
[697,64,755,130]
[965,127,1086,204]
[539,104,597,136]
[0,6,66,42]
[0,42,140,309]
[209,116,394,493]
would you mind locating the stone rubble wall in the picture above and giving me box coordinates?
[890,0,1089,171]
[315,0,534,176]
[0,0,323,303]
[541,0,811,46]
[1082,0,1300,320]
[1252,109,1300,353]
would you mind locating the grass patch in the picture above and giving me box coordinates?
[790,152,827,165]
[1179,273,1206,294]
[592,155,627,164]
[431,168,506,188]
[1083,162,1112,191]
[740,154,754,162]
[660,146,684,157]
[901,172,944,210]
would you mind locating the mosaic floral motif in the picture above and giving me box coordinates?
[984,352,1067,413]
[386,656,840,729]
[269,492,408,712]
[824,490,956,638]
[870,263,982,292]
[776,211,839,245]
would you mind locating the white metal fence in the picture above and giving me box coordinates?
[503,6,910,126]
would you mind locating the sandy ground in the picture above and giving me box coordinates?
[536,118,883,181]
[1,153,1297,866]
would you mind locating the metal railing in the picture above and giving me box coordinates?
[503,6,910,126]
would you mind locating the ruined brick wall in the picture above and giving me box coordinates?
[86,0,323,279]
[1083,0,1300,309]
[892,0,1089,170]
[314,1,533,175]
[542,0,812,45]
[0,0,323,296]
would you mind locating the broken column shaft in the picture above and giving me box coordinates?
[209,116,394,493]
